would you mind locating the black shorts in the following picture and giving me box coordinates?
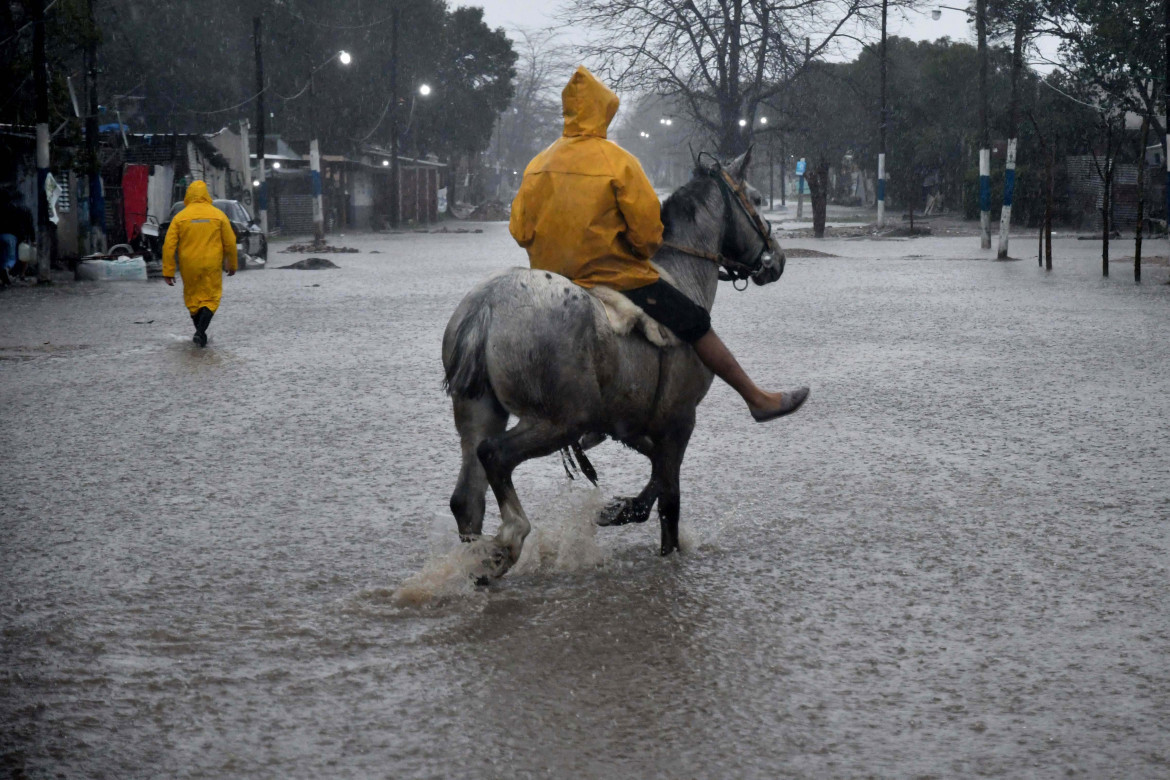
[621,279,711,343]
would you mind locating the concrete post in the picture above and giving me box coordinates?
[253,16,268,234]
[979,149,991,250]
[877,153,886,228]
[997,138,1017,258]
[34,0,51,283]
[310,137,324,242]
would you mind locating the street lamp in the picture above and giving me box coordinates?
[877,0,888,228]
[307,49,353,243]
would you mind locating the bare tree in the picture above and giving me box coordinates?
[565,0,891,156]
[498,30,574,174]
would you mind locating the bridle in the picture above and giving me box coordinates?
[661,157,783,290]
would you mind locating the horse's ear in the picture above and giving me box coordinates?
[725,146,753,181]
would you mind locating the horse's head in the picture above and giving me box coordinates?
[704,148,785,287]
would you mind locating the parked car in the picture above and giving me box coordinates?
[160,198,267,270]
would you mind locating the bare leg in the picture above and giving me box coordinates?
[692,328,808,422]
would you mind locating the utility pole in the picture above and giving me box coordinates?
[1164,0,1169,262]
[33,0,51,283]
[85,0,105,254]
[997,14,1026,259]
[308,74,324,244]
[877,0,887,229]
[796,36,809,221]
[389,7,401,229]
[253,16,267,234]
[977,0,991,250]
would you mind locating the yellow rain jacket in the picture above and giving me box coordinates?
[509,66,663,291]
[162,180,237,314]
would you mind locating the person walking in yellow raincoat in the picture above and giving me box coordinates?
[509,66,807,422]
[162,180,237,347]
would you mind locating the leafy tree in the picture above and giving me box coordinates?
[2,0,516,166]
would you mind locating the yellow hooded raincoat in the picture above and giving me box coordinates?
[162,180,238,314]
[509,66,663,291]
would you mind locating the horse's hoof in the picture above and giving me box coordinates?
[465,538,514,581]
[598,496,652,526]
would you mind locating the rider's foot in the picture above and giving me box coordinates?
[749,386,809,422]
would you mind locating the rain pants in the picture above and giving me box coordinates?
[509,66,663,291]
[162,180,237,314]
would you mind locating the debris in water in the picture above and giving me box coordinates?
[281,242,359,254]
[278,258,339,270]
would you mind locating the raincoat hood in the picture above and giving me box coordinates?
[184,180,212,206]
[562,66,619,139]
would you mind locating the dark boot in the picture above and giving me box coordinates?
[192,307,214,347]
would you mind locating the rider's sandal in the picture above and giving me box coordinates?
[750,386,809,423]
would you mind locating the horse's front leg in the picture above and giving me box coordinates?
[651,421,694,556]
[476,418,578,579]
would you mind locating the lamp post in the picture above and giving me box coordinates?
[878,0,887,229]
[760,115,774,209]
[253,16,268,236]
[305,49,351,243]
[33,0,51,283]
[932,3,990,249]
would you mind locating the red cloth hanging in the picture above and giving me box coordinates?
[122,164,150,242]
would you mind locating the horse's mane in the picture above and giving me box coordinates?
[660,175,715,239]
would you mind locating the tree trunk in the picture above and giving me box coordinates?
[1045,147,1053,270]
[1135,113,1150,283]
[807,157,829,238]
[1103,126,1112,277]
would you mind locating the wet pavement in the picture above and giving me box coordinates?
[2,226,1169,778]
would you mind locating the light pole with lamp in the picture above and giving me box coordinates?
[308,49,352,244]
[932,3,990,249]
[878,0,887,228]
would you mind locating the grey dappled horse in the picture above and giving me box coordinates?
[442,150,785,580]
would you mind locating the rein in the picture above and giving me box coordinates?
[661,159,777,290]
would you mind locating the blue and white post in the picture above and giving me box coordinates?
[310,137,324,243]
[979,148,992,249]
[997,138,1016,258]
[877,153,886,228]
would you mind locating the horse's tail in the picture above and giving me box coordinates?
[442,291,493,399]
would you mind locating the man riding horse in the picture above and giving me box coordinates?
[508,66,808,422]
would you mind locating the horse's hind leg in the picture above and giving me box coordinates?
[476,419,578,578]
[450,394,508,540]
[596,435,659,527]
[598,480,659,526]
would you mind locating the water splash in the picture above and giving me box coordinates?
[392,487,609,604]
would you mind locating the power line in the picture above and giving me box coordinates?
[1038,76,1101,110]
[272,4,395,30]
[0,0,61,47]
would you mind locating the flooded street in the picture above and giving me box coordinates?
[3,226,1169,778]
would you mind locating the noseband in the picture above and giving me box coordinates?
[661,158,781,289]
